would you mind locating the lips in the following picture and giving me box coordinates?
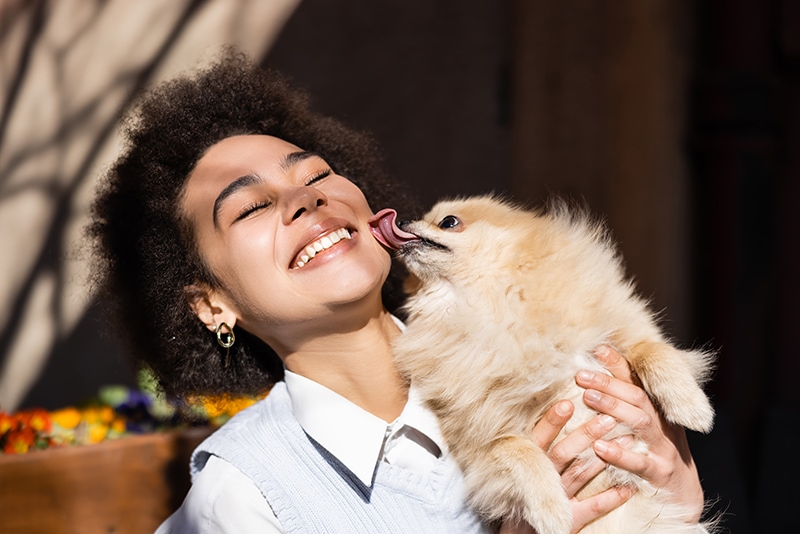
[293,228,353,269]
[290,219,355,270]
[368,209,418,250]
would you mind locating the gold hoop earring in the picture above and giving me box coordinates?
[215,322,235,348]
[215,322,235,367]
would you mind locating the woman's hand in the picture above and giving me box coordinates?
[499,346,704,533]
[576,346,704,521]
[499,397,636,533]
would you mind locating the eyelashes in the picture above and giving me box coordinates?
[235,200,270,221]
[234,168,332,222]
[304,168,331,186]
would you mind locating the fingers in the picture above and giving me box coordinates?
[561,433,636,496]
[548,413,617,473]
[571,484,636,532]
[560,450,607,497]
[531,400,574,451]
[576,349,662,443]
[579,381,656,434]
[593,438,651,478]
[499,483,637,534]
[593,345,635,384]
[578,349,651,410]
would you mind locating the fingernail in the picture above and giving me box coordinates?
[598,414,616,429]
[614,434,634,448]
[585,389,601,403]
[554,400,572,416]
[595,345,612,362]
[594,439,610,454]
[576,369,594,382]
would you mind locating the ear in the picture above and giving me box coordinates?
[184,282,238,333]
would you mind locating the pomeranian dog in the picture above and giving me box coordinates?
[369,196,714,534]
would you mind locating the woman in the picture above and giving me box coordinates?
[90,50,708,533]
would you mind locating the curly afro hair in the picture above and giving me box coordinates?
[89,49,415,400]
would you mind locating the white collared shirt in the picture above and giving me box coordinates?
[156,371,446,534]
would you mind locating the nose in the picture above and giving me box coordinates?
[282,185,328,224]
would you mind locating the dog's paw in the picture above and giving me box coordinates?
[467,436,573,534]
[659,386,715,433]
[628,342,715,433]
[523,492,572,534]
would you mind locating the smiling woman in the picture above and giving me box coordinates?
[180,134,395,365]
[89,49,413,402]
[88,49,709,533]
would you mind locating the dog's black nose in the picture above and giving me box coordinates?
[398,220,411,229]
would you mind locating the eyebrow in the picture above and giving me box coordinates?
[280,150,319,172]
[212,151,320,228]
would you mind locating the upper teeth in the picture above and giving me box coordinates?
[295,228,352,268]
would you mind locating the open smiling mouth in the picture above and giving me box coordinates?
[291,228,353,269]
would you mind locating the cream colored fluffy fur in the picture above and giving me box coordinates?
[393,196,714,534]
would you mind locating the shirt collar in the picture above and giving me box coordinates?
[283,371,446,487]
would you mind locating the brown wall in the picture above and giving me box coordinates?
[511,0,695,343]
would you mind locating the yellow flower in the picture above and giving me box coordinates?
[201,397,226,418]
[51,407,81,429]
[224,397,257,415]
[200,394,261,419]
[87,423,109,444]
[81,407,100,424]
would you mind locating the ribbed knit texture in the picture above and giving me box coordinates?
[191,382,489,533]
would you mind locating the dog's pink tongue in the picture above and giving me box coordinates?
[368,209,418,250]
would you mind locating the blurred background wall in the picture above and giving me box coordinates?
[1,0,797,531]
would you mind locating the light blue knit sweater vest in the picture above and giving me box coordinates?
[191,382,489,533]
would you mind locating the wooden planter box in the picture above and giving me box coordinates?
[0,428,211,534]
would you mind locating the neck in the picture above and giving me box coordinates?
[279,308,408,422]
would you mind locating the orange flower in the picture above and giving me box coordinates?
[0,412,17,435]
[3,427,35,454]
[98,406,115,424]
[22,408,52,433]
[111,417,126,434]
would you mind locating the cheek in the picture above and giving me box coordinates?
[205,228,281,296]
[334,178,373,212]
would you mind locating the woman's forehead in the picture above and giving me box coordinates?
[186,135,305,192]
[199,135,303,168]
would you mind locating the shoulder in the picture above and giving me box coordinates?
[157,455,284,534]
[191,384,293,479]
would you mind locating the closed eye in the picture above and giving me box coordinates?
[305,169,331,186]
[235,200,270,222]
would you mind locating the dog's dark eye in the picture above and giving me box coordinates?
[438,215,461,229]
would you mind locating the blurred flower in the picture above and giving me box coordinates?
[87,423,109,444]
[0,375,269,454]
[0,412,15,435]
[4,427,36,454]
[21,409,52,433]
[51,408,81,430]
